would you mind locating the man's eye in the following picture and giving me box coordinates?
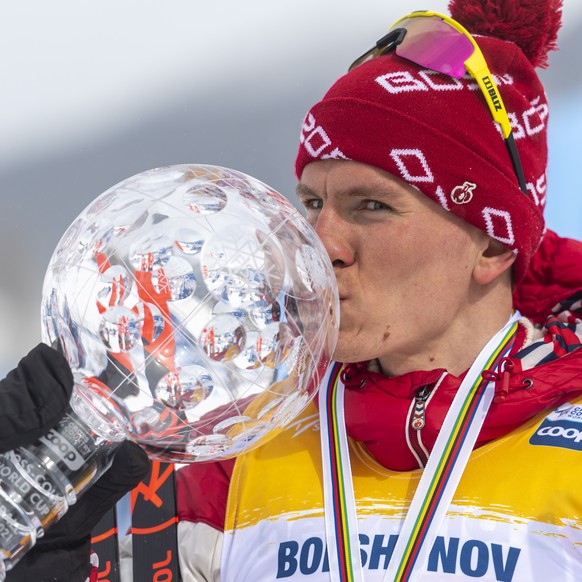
[363,200,389,211]
[303,199,323,210]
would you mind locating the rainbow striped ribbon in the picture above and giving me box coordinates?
[319,362,364,582]
[319,313,520,582]
[385,314,519,581]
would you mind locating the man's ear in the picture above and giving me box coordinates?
[473,238,516,286]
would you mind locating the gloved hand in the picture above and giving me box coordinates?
[5,440,150,582]
[0,343,74,453]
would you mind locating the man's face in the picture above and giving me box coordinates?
[297,160,490,375]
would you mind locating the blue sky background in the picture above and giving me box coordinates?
[546,88,582,239]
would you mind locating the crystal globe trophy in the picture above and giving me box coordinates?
[0,164,338,576]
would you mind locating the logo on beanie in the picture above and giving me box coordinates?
[450,182,476,204]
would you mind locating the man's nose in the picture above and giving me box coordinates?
[313,210,354,268]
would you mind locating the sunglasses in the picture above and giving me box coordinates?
[349,10,528,196]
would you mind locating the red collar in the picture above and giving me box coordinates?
[342,321,582,471]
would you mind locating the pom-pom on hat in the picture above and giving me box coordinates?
[295,0,563,281]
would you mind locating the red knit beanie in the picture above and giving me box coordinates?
[295,0,563,281]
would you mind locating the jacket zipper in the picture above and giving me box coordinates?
[411,384,431,430]
[407,383,435,468]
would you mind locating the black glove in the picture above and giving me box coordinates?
[0,343,74,453]
[6,440,150,582]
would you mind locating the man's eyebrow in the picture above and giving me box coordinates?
[295,183,316,199]
[296,182,404,201]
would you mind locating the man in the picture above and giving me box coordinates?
[11,0,581,580]
[175,0,582,580]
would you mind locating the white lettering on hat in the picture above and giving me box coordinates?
[374,69,512,96]
[299,113,348,161]
[375,71,429,94]
[418,70,463,91]
[450,182,476,204]
[523,96,549,136]
[502,97,548,142]
[535,172,547,207]
[524,171,547,208]
[506,112,526,139]
[300,113,316,141]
